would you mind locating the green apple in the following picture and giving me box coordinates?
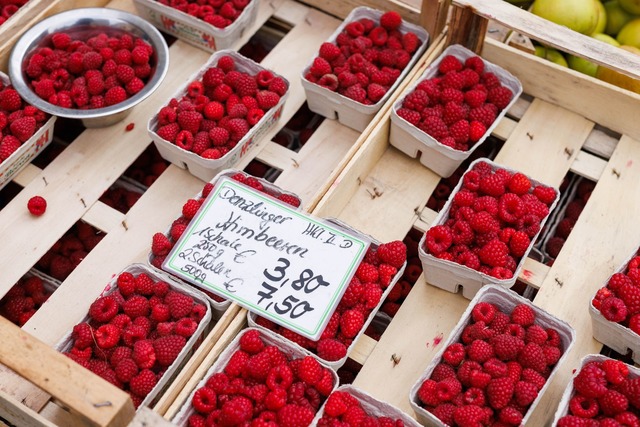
[593,33,621,45]
[531,0,600,34]
[535,46,569,66]
[604,0,635,36]
[619,0,640,14]
[592,0,608,35]
[596,45,640,93]
[617,19,640,48]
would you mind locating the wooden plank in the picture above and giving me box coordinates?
[12,164,43,188]
[493,98,593,186]
[518,257,550,289]
[583,127,619,159]
[352,278,469,412]
[0,388,56,427]
[82,200,127,234]
[482,38,640,143]
[570,150,608,182]
[528,134,640,425]
[255,141,301,172]
[454,0,640,79]
[349,334,378,366]
[130,407,176,427]
[152,304,243,416]
[446,3,488,54]
[492,116,517,141]
[0,317,135,427]
[39,402,84,427]
[163,309,247,421]
[420,0,451,42]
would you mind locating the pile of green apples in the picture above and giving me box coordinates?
[507,0,640,92]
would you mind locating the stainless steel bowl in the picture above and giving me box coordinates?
[8,8,169,128]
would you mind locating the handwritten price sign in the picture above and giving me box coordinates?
[163,177,369,340]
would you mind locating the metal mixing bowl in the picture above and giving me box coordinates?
[8,8,169,128]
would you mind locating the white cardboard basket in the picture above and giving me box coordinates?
[311,385,421,427]
[551,354,639,425]
[300,7,429,133]
[55,263,213,410]
[148,168,303,318]
[409,284,576,427]
[148,50,289,182]
[248,218,407,369]
[389,44,523,178]
[133,0,258,52]
[590,248,640,364]
[172,327,339,426]
[418,158,559,299]
[0,71,56,191]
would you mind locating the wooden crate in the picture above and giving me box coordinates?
[0,0,446,425]
[309,1,640,426]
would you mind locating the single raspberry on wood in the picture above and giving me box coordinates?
[27,196,47,216]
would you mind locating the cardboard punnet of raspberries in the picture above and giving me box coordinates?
[552,354,640,426]
[314,385,422,427]
[56,264,211,409]
[410,284,575,427]
[172,328,338,426]
[302,7,428,108]
[142,0,255,32]
[250,220,408,368]
[0,270,57,327]
[392,44,523,156]
[419,158,559,298]
[23,30,157,110]
[149,50,289,181]
[590,247,640,364]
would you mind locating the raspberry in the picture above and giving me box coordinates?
[492,334,524,361]
[89,295,119,323]
[105,86,127,106]
[511,380,538,407]
[129,369,157,397]
[123,295,149,319]
[479,239,509,268]
[425,225,453,255]
[472,302,497,324]
[117,272,136,297]
[278,194,301,208]
[277,404,314,427]
[420,115,449,141]
[256,90,280,110]
[453,405,487,426]
[10,116,36,142]
[488,86,513,110]
[509,230,530,258]
[379,10,402,31]
[569,394,600,418]
[464,89,487,108]
[310,57,332,78]
[376,241,406,268]
[339,309,365,338]
[114,358,139,384]
[600,390,628,416]
[532,185,557,206]
[27,196,47,216]
[239,329,264,355]
[617,378,640,407]
[600,297,628,322]
[557,416,600,426]
[452,221,474,246]
[95,324,121,349]
[449,119,470,145]
[165,290,194,319]
[617,282,640,315]
[511,304,535,326]
[470,211,500,234]
[602,359,629,385]
[439,55,463,74]
[151,233,172,257]
[556,218,576,239]
[153,334,186,367]
[317,338,347,361]
[344,85,367,103]
[269,77,288,96]
[442,342,465,366]
[0,135,21,161]
[574,362,608,398]
[434,377,461,402]
[297,355,323,386]
[367,83,386,103]
[192,387,217,414]
[467,339,494,363]
[479,173,506,198]
[0,89,22,112]
[486,377,515,409]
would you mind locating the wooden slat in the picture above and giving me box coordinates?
[446,2,488,54]
[131,407,176,427]
[493,98,593,186]
[454,0,640,79]
[570,150,608,182]
[527,134,640,425]
[0,388,56,427]
[349,334,378,366]
[0,317,135,427]
[82,200,127,234]
[482,38,640,143]
[420,0,451,43]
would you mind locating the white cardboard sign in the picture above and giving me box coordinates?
[163,177,369,340]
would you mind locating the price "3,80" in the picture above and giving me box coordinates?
[257,257,330,319]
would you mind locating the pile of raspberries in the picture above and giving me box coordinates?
[36,221,105,281]
[0,274,52,326]
[157,0,252,29]
[318,389,409,426]
[62,270,207,407]
[0,83,49,162]
[304,11,422,105]
[396,53,514,152]
[24,30,156,109]
[592,252,640,336]
[254,240,407,363]
[153,54,287,160]
[416,301,565,426]
[424,161,557,280]
[185,329,335,426]
[150,172,301,272]
[556,358,640,427]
